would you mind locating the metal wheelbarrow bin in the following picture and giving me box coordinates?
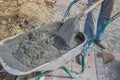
[0,22,87,76]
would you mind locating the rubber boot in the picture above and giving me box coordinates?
[94,40,106,49]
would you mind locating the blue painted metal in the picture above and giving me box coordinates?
[35,71,51,80]
[60,66,73,78]
[62,0,79,21]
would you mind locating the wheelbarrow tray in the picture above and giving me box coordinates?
[0,22,87,75]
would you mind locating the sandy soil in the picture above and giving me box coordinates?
[0,0,53,40]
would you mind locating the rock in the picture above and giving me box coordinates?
[45,0,56,4]
[45,0,56,8]
[1,20,8,25]
[17,0,23,6]
[102,53,115,64]
[14,25,23,34]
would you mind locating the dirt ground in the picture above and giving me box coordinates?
[0,0,120,80]
[0,0,55,40]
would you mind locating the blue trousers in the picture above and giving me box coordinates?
[84,0,114,52]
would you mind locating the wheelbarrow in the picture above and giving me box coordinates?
[0,0,105,79]
[0,22,87,76]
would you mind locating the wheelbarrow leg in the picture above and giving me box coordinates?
[35,71,51,80]
[60,66,73,78]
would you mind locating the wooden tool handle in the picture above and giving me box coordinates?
[84,0,104,15]
[76,0,104,20]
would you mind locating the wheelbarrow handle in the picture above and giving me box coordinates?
[112,12,120,20]
[62,0,79,21]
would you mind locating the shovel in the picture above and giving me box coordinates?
[53,0,104,50]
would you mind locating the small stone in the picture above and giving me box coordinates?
[102,53,115,64]
[1,20,8,25]
[17,0,23,6]
[50,0,56,3]
[45,0,56,7]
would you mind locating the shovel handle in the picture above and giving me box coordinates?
[84,0,104,15]
[76,0,104,20]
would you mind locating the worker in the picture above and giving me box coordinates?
[82,0,115,64]
[85,0,115,62]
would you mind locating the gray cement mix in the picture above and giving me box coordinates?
[11,22,68,71]
[12,32,61,69]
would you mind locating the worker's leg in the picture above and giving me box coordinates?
[84,0,100,51]
[94,0,114,49]
[95,0,115,64]
[97,0,114,40]
[79,0,100,65]
[78,0,114,65]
